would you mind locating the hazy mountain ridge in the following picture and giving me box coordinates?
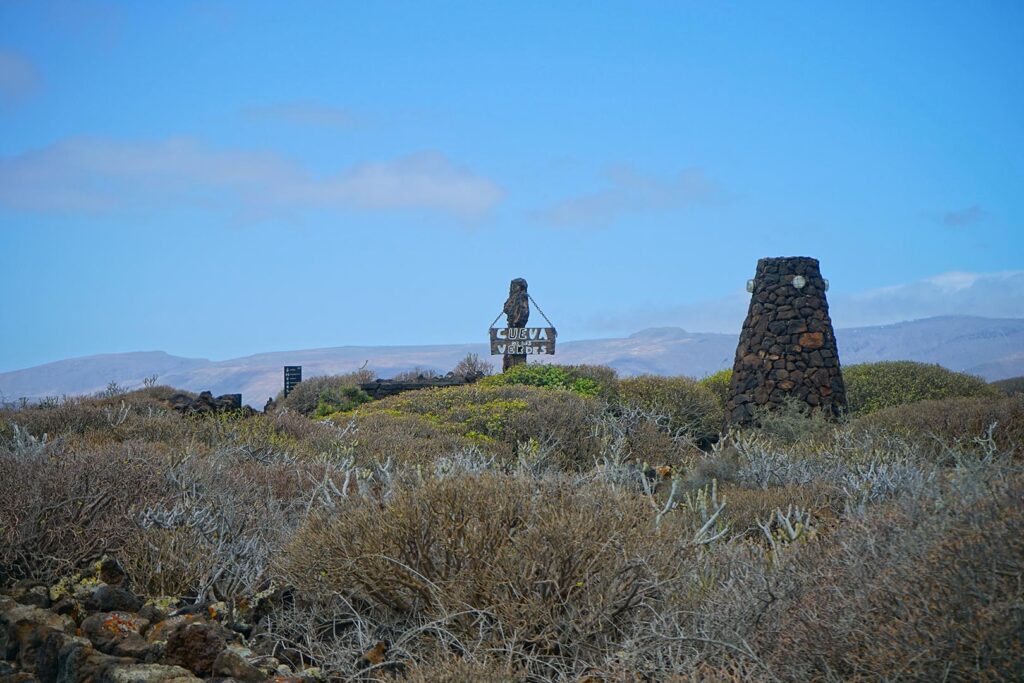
[2,316,1021,407]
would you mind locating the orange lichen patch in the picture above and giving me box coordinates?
[798,331,824,349]
[102,612,142,635]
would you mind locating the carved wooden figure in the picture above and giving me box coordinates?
[502,278,530,371]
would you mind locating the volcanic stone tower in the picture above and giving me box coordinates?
[725,256,846,426]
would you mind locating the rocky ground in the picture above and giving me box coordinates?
[1,559,323,683]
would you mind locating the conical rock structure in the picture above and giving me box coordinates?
[725,256,846,426]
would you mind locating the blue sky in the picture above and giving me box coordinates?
[1,1,1022,371]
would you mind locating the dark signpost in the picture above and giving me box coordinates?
[489,278,557,371]
[283,366,302,397]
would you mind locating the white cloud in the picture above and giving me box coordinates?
[579,270,1024,335]
[0,137,504,220]
[834,270,1024,327]
[532,165,722,228]
[0,49,40,105]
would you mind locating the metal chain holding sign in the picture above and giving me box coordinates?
[527,293,555,328]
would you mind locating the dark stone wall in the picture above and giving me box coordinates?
[725,256,846,426]
[359,373,482,400]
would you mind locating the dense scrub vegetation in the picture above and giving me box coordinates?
[992,374,1024,396]
[1,362,1022,681]
[842,360,997,414]
[274,369,375,416]
[479,362,619,400]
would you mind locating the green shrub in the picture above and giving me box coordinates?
[618,375,723,444]
[843,361,997,415]
[313,386,371,418]
[354,384,604,469]
[275,370,375,416]
[697,368,732,409]
[480,363,618,400]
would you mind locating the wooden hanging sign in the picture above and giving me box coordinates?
[489,327,557,355]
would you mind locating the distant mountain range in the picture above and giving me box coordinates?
[1,316,1021,407]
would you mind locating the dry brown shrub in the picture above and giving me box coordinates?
[718,482,838,536]
[0,440,166,585]
[340,411,475,469]
[854,394,1024,456]
[0,389,194,447]
[1,399,110,438]
[399,656,526,682]
[685,450,740,487]
[623,417,687,466]
[748,473,1024,681]
[618,375,723,445]
[121,451,354,602]
[119,526,218,598]
[278,473,688,675]
[852,485,1024,679]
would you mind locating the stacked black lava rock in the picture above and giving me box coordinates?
[725,256,846,426]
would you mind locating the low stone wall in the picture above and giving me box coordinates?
[358,374,482,400]
[166,392,247,415]
[726,256,846,425]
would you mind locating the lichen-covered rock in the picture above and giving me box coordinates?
[35,632,87,683]
[144,616,203,646]
[35,632,133,683]
[9,585,51,610]
[212,646,267,683]
[48,574,102,605]
[136,600,177,631]
[1,603,74,671]
[79,613,157,661]
[97,663,200,683]
[48,600,81,626]
[85,587,142,615]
